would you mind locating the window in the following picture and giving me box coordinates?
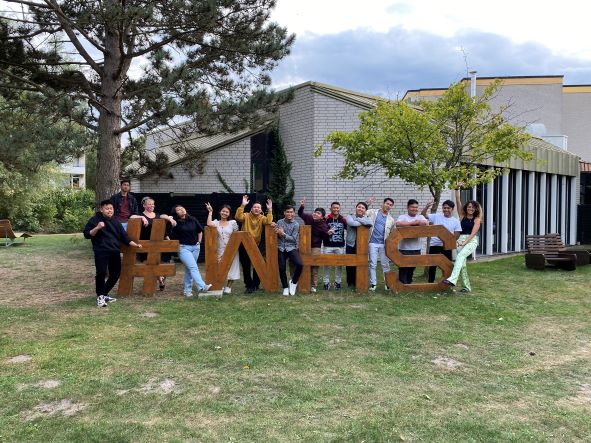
[71,175,81,189]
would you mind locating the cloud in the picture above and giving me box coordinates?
[271,27,591,96]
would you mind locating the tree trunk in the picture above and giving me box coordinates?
[95,28,124,205]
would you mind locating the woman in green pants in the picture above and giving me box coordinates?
[443,189,483,292]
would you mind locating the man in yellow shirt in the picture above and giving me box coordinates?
[235,195,273,293]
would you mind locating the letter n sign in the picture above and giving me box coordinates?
[384,225,457,292]
[205,225,280,292]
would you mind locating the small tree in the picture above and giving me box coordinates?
[267,126,295,219]
[320,80,533,211]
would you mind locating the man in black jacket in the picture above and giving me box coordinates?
[84,199,142,307]
[110,179,139,230]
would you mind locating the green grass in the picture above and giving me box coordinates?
[1,235,591,442]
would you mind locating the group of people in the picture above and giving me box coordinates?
[83,180,483,307]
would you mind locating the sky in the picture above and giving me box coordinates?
[269,0,591,97]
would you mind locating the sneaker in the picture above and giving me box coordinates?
[200,284,212,293]
[310,287,317,293]
[282,288,290,296]
[460,288,471,293]
[289,280,297,296]
[335,282,341,290]
[369,285,376,292]
[245,287,254,294]
[184,292,193,298]
[323,283,330,290]
[223,287,232,294]
[104,295,117,303]
[442,279,455,287]
[96,295,107,307]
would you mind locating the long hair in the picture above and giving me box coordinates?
[463,200,483,219]
[170,204,195,222]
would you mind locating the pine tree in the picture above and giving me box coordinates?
[267,126,295,219]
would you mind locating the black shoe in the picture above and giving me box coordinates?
[158,277,166,291]
[245,287,254,294]
[323,283,330,290]
[442,279,455,287]
[335,282,341,290]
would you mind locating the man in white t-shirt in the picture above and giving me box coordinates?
[422,199,462,282]
[395,199,429,284]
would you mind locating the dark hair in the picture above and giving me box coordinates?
[330,201,340,207]
[463,200,482,219]
[120,179,131,186]
[100,199,113,207]
[442,200,455,208]
[170,204,194,222]
[219,204,233,220]
[407,199,419,206]
[314,207,326,217]
[383,197,394,205]
[356,201,368,210]
[284,205,295,211]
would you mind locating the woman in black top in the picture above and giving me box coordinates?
[163,205,211,297]
[443,189,483,292]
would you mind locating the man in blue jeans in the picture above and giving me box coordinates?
[365,197,396,291]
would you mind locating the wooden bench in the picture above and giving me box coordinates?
[525,234,578,271]
[0,219,33,246]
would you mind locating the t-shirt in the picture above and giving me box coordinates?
[428,213,462,247]
[461,217,477,235]
[369,212,388,244]
[171,216,203,246]
[117,196,131,223]
[396,213,427,250]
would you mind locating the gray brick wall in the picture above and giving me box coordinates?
[136,138,250,194]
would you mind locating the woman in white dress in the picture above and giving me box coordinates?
[205,203,240,294]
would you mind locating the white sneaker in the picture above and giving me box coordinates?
[200,284,212,293]
[96,295,107,307]
[369,285,376,292]
[310,287,317,293]
[282,288,290,296]
[223,287,232,294]
[104,295,117,303]
[289,280,297,296]
[184,292,193,298]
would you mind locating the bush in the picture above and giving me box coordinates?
[40,188,95,233]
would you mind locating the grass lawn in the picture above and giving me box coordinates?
[1,235,591,442]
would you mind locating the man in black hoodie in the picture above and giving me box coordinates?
[84,199,142,307]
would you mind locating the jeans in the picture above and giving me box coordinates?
[121,222,128,231]
[323,246,344,284]
[94,250,122,297]
[398,249,420,284]
[447,235,479,291]
[428,246,453,282]
[178,244,206,294]
[278,249,303,288]
[369,242,390,286]
[311,247,321,287]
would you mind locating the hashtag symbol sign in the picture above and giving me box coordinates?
[118,218,179,296]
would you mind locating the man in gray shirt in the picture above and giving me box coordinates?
[272,205,303,296]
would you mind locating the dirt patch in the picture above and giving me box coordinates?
[142,312,159,318]
[208,386,221,395]
[23,399,87,421]
[17,379,61,391]
[432,356,463,370]
[577,384,591,403]
[139,378,179,395]
[348,304,367,309]
[455,343,470,350]
[7,355,32,364]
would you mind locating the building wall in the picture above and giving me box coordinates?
[474,81,564,135]
[135,138,250,194]
[563,90,591,162]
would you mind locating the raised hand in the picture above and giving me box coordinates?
[299,197,306,207]
[242,195,249,206]
[205,202,213,212]
[266,198,273,210]
[96,221,105,230]
[366,196,376,206]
